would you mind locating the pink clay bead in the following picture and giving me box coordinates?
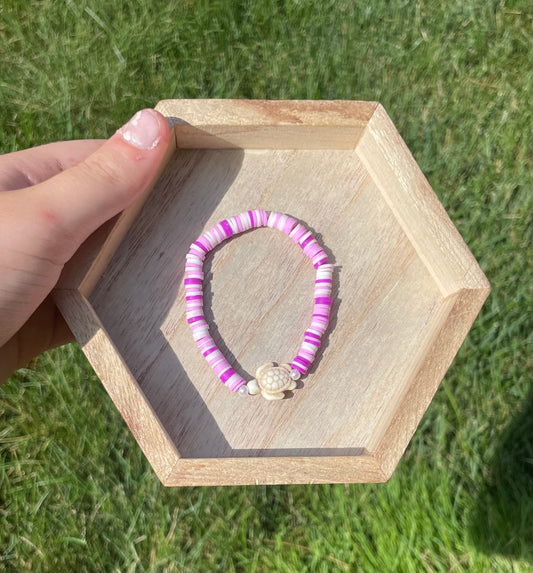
[186,255,204,267]
[214,362,231,376]
[275,213,288,231]
[207,351,224,364]
[186,309,203,318]
[299,231,313,246]
[305,243,322,258]
[283,217,298,235]
[186,308,203,317]
[290,225,306,243]
[229,377,246,392]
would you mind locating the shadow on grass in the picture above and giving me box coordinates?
[469,388,533,560]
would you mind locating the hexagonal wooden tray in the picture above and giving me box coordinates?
[53,100,490,486]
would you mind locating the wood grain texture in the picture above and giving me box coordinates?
[156,99,378,149]
[54,290,181,483]
[369,286,491,478]
[357,104,491,297]
[164,454,387,487]
[53,100,490,486]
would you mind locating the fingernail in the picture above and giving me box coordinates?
[116,109,162,150]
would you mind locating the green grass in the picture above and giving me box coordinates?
[1,0,532,571]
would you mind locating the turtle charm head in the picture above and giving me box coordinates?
[246,362,300,400]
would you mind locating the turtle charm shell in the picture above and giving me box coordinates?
[247,363,298,400]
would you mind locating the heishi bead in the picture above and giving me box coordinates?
[202,346,218,357]
[192,327,209,341]
[307,327,323,337]
[304,242,321,258]
[315,283,332,292]
[185,263,203,273]
[207,353,225,367]
[185,290,202,298]
[214,361,231,376]
[283,216,298,235]
[267,211,280,228]
[248,210,256,227]
[197,236,211,251]
[300,341,318,353]
[275,213,288,231]
[185,274,203,284]
[185,211,333,392]
[204,228,219,247]
[208,228,221,245]
[299,232,313,249]
[225,372,242,388]
[214,223,226,241]
[219,219,233,238]
[193,240,208,253]
[289,224,307,243]
[220,368,236,383]
[185,271,204,280]
[239,212,251,231]
[188,244,206,258]
[313,257,329,268]
[186,310,203,319]
[197,335,214,348]
[230,376,247,392]
[228,216,240,234]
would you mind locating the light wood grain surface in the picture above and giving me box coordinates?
[54,100,490,486]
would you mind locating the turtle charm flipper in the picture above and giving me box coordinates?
[247,362,299,400]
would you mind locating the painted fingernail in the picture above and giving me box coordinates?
[116,109,162,150]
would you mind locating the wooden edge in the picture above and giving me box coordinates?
[156,99,380,149]
[156,99,379,126]
[364,289,460,455]
[369,285,491,479]
[357,103,491,297]
[53,289,181,483]
[163,452,387,487]
[54,118,178,297]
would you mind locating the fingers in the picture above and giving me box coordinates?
[0,140,105,191]
[25,108,170,261]
[0,108,171,377]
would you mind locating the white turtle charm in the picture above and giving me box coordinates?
[247,362,299,400]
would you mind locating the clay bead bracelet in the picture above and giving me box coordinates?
[185,210,333,400]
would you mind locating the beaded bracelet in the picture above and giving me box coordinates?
[185,210,333,400]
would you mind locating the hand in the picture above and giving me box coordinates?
[0,109,170,383]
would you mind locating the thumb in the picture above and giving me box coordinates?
[30,108,170,260]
